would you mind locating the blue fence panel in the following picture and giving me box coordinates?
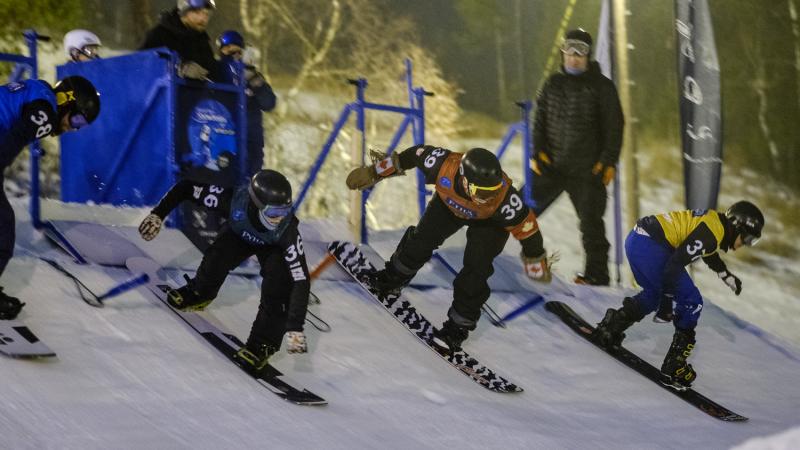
[58,50,174,206]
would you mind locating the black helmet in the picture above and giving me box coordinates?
[725,200,764,246]
[248,170,293,230]
[563,28,593,56]
[53,75,100,129]
[460,148,503,201]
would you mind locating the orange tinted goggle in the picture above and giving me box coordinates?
[468,181,503,199]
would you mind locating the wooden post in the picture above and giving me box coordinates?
[612,0,639,228]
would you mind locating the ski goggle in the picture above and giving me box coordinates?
[561,39,590,56]
[259,203,292,228]
[467,180,504,201]
[69,113,89,130]
[185,0,216,10]
[742,234,760,246]
[79,45,101,60]
[736,219,761,246]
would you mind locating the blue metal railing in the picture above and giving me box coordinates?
[294,59,431,244]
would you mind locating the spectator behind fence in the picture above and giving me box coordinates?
[0,76,100,320]
[216,30,277,177]
[140,0,221,81]
[529,28,624,286]
[64,29,102,62]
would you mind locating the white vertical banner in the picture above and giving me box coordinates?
[596,0,614,79]
[675,0,723,210]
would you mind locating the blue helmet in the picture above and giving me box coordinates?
[217,30,245,50]
[177,0,215,15]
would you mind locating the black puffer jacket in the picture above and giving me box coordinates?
[139,8,222,81]
[533,61,624,175]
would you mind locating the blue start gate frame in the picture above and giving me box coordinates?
[295,59,432,244]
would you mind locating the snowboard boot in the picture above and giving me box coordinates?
[233,342,278,374]
[574,272,610,286]
[167,275,213,311]
[430,319,470,355]
[660,328,697,389]
[593,297,643,350]
[366,259,414,297]
[0,287,25,320]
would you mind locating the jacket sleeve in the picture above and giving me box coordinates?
[396,144,452,183]
[532,82,550,153]
[150,179,195,218]
[662,223,718,296]
[598,79,624,166]
[701,253,728,273]
[0,99,57,154]
[282,226,311,332]
[247,68,277,112]
[150,181,234,218]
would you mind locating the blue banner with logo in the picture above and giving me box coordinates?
[675,0,723,210]
[176,83,243,188]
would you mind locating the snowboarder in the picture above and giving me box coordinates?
[0,76,100,320]
[137,169,310,373]
[593,201,765,388]
[215,30,277,177]
[346,145,552,354]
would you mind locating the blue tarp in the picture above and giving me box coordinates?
[58,50,175,206]
[58,49,246,207]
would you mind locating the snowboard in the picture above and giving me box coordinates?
[126,256,326,406]
[328,240,522,393]
[545,300,747,422]
[0,320,56,359]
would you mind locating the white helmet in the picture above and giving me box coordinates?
[64,29,102,60]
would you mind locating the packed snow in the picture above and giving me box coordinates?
[1,194,799,449]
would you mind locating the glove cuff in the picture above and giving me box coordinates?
[371,150,404,178]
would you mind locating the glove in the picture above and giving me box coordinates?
[138,213,163,241]
[530,150,552,176]
[178,61,209,80]
[286,331,307,354]
[521,251,552,283]
[718,270,742,295]
[653,293,675,323]
[244,67,265,88]
[345,149,403,190]
[592,162,616,186]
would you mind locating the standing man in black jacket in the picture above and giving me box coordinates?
[140,0,221,81]
[530,28,624,286]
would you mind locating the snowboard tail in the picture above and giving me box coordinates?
[0,320,56,359]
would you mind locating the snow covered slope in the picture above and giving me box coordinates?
[2,198,799,449]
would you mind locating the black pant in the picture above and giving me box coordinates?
[193,228,291,349]
[393,195,510,327]
[0,178,15,278]
[530,169,610,279]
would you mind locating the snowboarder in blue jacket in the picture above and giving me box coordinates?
[0,76,100,319]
